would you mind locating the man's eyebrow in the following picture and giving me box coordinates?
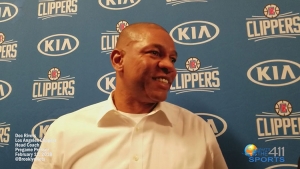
[173,50,178,57]
[149,44,178,57]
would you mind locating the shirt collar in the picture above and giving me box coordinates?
[96,92,117,126]
[150,102,173,126]
[96,92,172,127]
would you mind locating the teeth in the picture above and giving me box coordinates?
[156,78,168,84]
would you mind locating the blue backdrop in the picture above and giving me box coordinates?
[0,0,299,168]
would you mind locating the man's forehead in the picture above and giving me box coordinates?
[124,23,167,32]
[117,23,172,48]
[128,26,167,39]
[126,30,170,46]
[127,31,147,42]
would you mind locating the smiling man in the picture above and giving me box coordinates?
[32,22,228,169]
[111,23,178,114]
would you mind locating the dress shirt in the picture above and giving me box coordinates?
[31,93,228,169]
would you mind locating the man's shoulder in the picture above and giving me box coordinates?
[161,101,192,113]
[53,100,109,125]
[71,100,108,114]
[161,101,204,121]
[161,101,212,133]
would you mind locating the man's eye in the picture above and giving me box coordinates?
[149,51,160,56]
[171,58,177,63]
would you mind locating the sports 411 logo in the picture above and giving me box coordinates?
[244,144,285,163]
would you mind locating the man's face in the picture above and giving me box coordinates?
[121,28,177,103]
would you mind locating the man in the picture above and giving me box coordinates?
[32,22,228,169]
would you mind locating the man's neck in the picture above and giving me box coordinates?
[112,90,157,114]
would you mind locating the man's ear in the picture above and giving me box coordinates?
[110,49,124,71]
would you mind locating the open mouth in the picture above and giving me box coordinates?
[153,77,169,84]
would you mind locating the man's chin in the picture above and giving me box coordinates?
[149,92,168,102]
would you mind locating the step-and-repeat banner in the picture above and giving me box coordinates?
[0,0,299,169]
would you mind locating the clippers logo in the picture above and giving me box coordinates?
[247,59,300,87]
[275,100,292,117]
[256,100,300,142]
[32,68,75,102]
[170,58,220,94]
[166,0,207,6]
[264,4,280,19]
[0,33,4,44]
[265,164,298,169]
[116,21,129,33]
[38,0,77,20]
[0,32,18,62]
[0,122,10,147]
[186,57,201,72]
[101,21,129,54]
[0,2,18,22]
[37,34,79,56]
[31,119,55,142]
[48,67,61,81]
[195,113,227,137]
[246,4,300,41]
[98,0,141,10]
[170,21,220,45]
[0,80,12,101]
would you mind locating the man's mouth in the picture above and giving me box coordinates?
[153,77,169,84]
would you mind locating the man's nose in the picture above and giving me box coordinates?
[158,57,176,74]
